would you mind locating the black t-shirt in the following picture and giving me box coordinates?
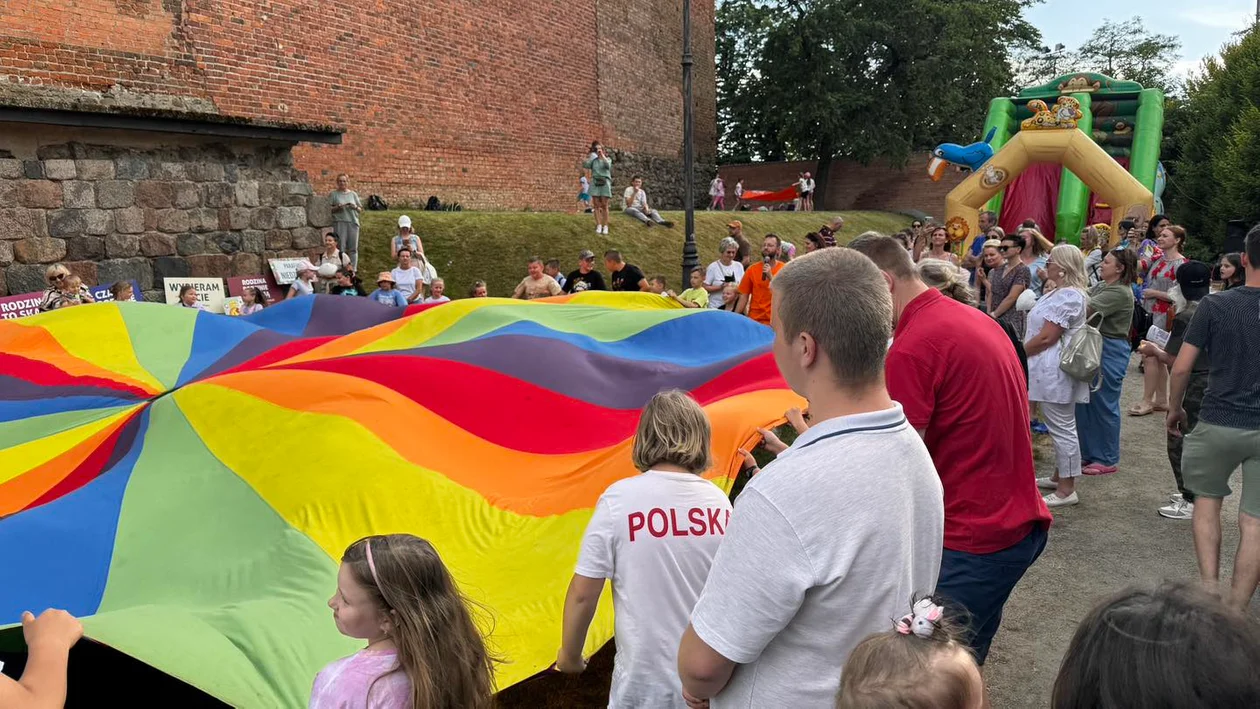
[610,264,646,292]
[1184,287,1260,428]
[563,269,607,294]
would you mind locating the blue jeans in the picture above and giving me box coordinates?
[1075,336,1129,466]
[936,524,1048,663]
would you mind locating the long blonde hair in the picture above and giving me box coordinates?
[1050,244,1089,293]
[343,535,500,709]
[1020,228,1054,257]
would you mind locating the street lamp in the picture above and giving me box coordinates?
[1041,43,1067,76]
[680,0,698,289]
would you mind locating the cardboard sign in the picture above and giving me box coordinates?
[227,274,283,305]
[268,257,306,285]
[163,277,227,313]
[90,280,142,303]
[0,291,44,320]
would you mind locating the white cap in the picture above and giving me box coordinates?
[398,215,412,229]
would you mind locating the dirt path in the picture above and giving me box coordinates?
[985,359,1258,707]
[501,359,1258,708]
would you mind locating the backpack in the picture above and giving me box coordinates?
[366,194,388,210]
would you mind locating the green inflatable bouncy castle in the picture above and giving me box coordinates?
[979,73,1164,243]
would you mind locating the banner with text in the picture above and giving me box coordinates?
[0,280,142,320]
[226,274,283,304]
[268,258,306,285]
[163,278,227,313]
[0,292,44,320]
[90,280,143,304]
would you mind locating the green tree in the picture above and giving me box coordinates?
[1076,17,1183,95]
[716,0,1041,207]
[1166,28,1260,253]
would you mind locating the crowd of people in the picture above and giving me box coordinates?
[12,215,1260,709]
[11,169,1260,707]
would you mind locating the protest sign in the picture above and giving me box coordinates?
[222,297,244,316]
[163,277,227,313]
[226,274,283,304]
[0,292,43,320]
[268,257,306,285]
[90,280,142,303]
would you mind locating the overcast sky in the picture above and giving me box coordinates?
[1026,0,1257,76]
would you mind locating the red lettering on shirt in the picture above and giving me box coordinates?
[628,511,645,542]
[669,508,689,537]
[647,508,668,538]
[627,507,731,541]
[707,507,725,535]
[688,507,707,535]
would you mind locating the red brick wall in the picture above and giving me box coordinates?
[0,0,716,210]
[720,155,968,218]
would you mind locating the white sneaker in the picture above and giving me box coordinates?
[1159,499,1194,520]
[1036,477,1059,491]
[1168,492,1184,504]
[1044,491,1079,508]
[602,225,609,235]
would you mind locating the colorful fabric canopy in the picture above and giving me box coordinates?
[0,293,800,706]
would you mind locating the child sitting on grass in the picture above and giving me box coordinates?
[837,598,984,709]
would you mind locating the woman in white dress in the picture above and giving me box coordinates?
[1026,244,1092,508]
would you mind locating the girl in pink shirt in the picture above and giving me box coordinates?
[309,534,500,709]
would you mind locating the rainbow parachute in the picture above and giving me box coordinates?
[0,293,799,706]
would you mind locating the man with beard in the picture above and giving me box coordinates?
[735,234,785,325]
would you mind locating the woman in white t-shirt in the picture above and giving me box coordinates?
[556,390,732,708]
[287,261,317,299]
[704,237,745,309]
[389,247,436,304]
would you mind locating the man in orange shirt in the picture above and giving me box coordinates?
[736,234,784,325]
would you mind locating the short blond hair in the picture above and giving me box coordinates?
[631,390,713,474]
[45,263,69,284]
[773,248,891,387]
[918,261,975,306]
[1050,244,1088,293]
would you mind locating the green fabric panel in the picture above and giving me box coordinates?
[0,406,133,449]
[118,302,197,390]
[92,397,357,707]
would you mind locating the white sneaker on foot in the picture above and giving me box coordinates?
[1036,477,1059,491]
[1159,499,1194,520]
[1044,491,1079,508]
[1168,492,1184,504]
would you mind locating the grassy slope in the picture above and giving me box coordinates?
[357,210,910,296]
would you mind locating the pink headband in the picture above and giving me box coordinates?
[364,539,382,588]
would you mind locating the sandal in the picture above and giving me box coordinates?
[1128,403,1155,417]
[1153,404,1169,413]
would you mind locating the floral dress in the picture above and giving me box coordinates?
[1144,255,1184,330]
[989,262,1032,339]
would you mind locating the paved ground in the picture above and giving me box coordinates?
[985,359,1258,707]
[501,358,1259,707]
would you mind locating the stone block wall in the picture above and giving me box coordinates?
[0,130,328,299]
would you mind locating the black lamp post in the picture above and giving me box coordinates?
[680,0,698,288]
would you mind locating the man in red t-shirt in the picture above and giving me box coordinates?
[850,234,1051,664]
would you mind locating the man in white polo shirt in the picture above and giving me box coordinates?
[677,247,944,707]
